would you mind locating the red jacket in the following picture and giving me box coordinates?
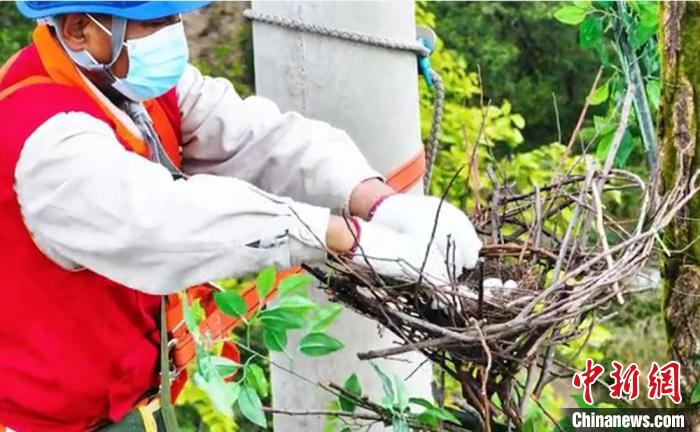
[0,26,182,431]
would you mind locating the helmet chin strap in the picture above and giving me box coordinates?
[49,15,127,89]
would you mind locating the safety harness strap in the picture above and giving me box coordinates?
[386,148,426,192]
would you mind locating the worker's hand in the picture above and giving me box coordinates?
[350,219,450,285]
[369,194,482,272]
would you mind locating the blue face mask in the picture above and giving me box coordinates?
[88,15,189,102]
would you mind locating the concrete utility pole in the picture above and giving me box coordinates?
[250,2,432,430]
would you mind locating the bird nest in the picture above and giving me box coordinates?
[304,153,700,429]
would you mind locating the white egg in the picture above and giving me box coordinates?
[483,278,503,290]
[503,279,518,290]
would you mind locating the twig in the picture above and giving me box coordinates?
[551,167,597,282]
[263,407,383,422]
[419,166,464,285]
[529,394,565,432]
[471,318,492,432]
[592,181,624,303]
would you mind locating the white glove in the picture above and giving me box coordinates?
[349,219,450,285]
[370,194,483,272]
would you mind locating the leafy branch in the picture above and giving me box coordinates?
[554,0,659,171]
[182,268,466,431]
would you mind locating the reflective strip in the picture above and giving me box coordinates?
[136,399,160,432]
[0,76,54,103]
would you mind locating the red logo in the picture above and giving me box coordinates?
[609,361,640,401]
[647,361,682,404]
[572,359,683,405]
[572,358,605,405]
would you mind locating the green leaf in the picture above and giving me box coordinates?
[277,273,313,297]
[416,412,439,428]
[193,372,241,417]
[262,327,288,352]
[214,291,247,318]
[190,299,205,324]
[593,115,613,133]
[409,398,460,425]
[595,42,611,67]
[511,114,526,129]
[691,383,700,404]
[392,418,410,432]
[588,82,609,105]
[299,332,345,357]
[637,2,659,28]
[579,15,604,48]
[409,397,434,410]
[370,361,395,402]
[195,346,213,381]
[259,309,305,331]
[379,395,394,410]
[310,303,344,332]
[238,385,267,428]
[210,355,241,378]
[592,1,614,10]
[181,294,199,335]
[256,266,276,299]
[394,375,409,412]
[323,401,340,432]
[631,23,658,49]
[646,80,661,111]
[523,417,536,432]
[339,373,362,412]
[595,130,633,166]
[596,132,614,162]
[274,295,318,314]
[554,6,586,25]
[245,363,269,398]
[431,407,460,424]
[615,134,636,167]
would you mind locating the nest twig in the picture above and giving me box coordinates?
[302,84,700,430]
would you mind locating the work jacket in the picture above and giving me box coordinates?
[0,25,378,432]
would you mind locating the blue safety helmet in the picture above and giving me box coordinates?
[16,1,211,21]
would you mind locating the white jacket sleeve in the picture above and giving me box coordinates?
[177,64,381,213]
[14,112,330,295]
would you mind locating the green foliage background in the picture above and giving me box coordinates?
[426,2,601,147]
[0,5,32,61]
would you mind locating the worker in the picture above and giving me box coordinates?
[0,1,482,431]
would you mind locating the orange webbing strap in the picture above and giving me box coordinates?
[1,28,181,169]
[32,25,149,157]
[143,99,182,167]
[165,267,303,373]
[385,148,426,192]
[0,75,54,103]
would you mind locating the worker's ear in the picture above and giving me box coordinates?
[57,14,94,51]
